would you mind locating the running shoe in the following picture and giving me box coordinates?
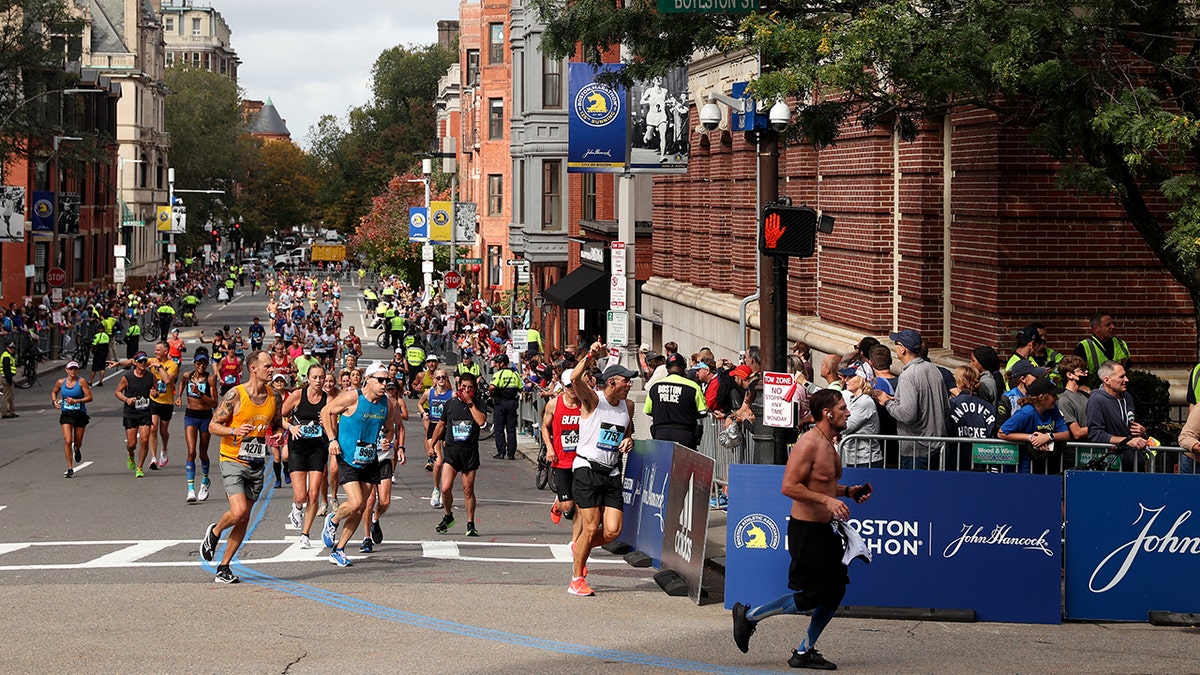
[135,468,145,478]
[359,537,374,553]
[788,649,836,670]
[187,489,197,503]
[371,519,383,544]
[317,502,328,517]
[148,460,158,471]
[72,445,82,463]
[64,468,74,479]
[329,549,352,567]
[550,504,562,524]
[288,504,302,529]
[435,514,455,534]
[197,482,210,502]
[732,603,757,654]
[298,534,311,550]
[127,456,135,471]
[569,538,588,577]
[321,512,337,548]
[568,576,595,596]
[213,564,240,584]
[430,488,442,508]
[200,523,219,562]
[424,456,434,472]
[283,472,291,485]
[466,521,479,537]
[273,479,282,489]
[160,451,168,468]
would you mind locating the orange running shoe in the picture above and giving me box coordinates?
[568,576,595,596]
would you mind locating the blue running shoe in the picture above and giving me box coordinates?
[329,549,352,567]
[322,512,337,549]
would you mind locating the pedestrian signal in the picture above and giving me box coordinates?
[760,204,817,258]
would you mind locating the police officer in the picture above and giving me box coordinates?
[644,353,708,448]
[0,342,17,417]
[125,318,142,360]
[489,353,523,460]
[404,336,427,397]
[455,348,481,379]
[156,300,176,338]
[90,328,112,386]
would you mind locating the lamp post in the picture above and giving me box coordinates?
[115,156,145,294]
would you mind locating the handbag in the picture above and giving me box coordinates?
[717,420,743,450]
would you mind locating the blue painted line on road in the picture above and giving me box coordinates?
[199,457,279,574]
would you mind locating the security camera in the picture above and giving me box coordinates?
[769,99,792,132]
[699,102,723,132]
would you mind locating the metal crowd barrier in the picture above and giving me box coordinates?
[517,392,546,438]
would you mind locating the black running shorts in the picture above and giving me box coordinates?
[787,519,849,611]
[572,466,624,510]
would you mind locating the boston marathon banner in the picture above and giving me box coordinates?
[627,65,690,174]
[568,63,627,173]
[725,465,1063,624]
[1064,471,1200,621]
[618,439,674,566]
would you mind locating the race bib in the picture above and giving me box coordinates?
[561,429,579,454]
[238,438,267,461]
[156,380,167,393]
[597,422,624,452]
[452,420,472,442]
[133,396,150,411]
[63,400,81,411]
[352,441,377,467]
[223,375,236,386]
[298,421,323,439]
[430,402,444,421]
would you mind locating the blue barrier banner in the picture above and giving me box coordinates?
[619,439,674,566]
[1064,471,1200,621]
[725,465,1062,624]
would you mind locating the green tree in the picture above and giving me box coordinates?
[235,136,319,243]
[163,64,243,250]
[534,0,1200,347]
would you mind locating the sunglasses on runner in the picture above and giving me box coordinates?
[370,377,389,384]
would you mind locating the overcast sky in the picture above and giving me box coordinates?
[214,1,456,148]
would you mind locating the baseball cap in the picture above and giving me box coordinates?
[1016,325,1044,345]
[66,361,80,369]
[463,348,474,356]
[271,372,290,384]
[1026,376,1065,397]
[560,371,574,386]
[1008,359,1046,379]
[599,364,638,382]
[665,353,688,371]
[133,351,149,362]
[689,360,712,372]
[364,363,389,379]
[395,347,404,354]
[730,365,752,380]
[193,353,209,362]
[889,329,922,351]
[839,363,876,381]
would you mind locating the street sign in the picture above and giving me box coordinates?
[762,372,796,428]
[167,244,177,254]
[23,265,35,278]
[610,274,627,310]
[51,287,63,303]
[512,329,529,352]
[443,288,457,305]
[422,260,434,274]
[113,244,127,259]
[442,270,463,289]
[657,0,758,12]
[113,266,126,283]
[457,257,483,265]
[46,267,67,287]
[612,241,627,277]
[607,310,629,346]
[422,244,434,260]
[506,258,528,267]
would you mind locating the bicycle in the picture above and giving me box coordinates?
[534,429,551,491]
[15,342,43,389]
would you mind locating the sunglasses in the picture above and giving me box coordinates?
[370,377,389,384]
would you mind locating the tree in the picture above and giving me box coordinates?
[235,136,320,244]
[348,173,454,282]
[533,0,1200,347]
[163,65,243,250]
[0,0,87,170]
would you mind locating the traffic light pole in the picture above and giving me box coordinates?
[755,130,789,465]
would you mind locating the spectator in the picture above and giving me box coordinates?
[1032,324,1063,371]
[790,341,815,383]
[819,353,844,389]
[947,365,997,471]
[998,359,1046,428]
[1074,312,1131,374]
[645,353,707,449]
[1085,360,1149,472]
[1173,403,1200,474]
[999,376,1070,473]
[872,329,949,470]
[1056,355,1090,442]
[1005,325,1043,388]
[839,363,882,467]
[867,344,898,460]
[971,345,1005,407]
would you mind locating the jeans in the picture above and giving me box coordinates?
[1180,453,1197,475]
[493,398,518,458]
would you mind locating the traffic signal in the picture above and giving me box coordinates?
[212,227,220,241]
[760,204,817,258]
[233,222,241,235]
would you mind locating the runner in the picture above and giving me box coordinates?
[542,370,584,542]
[51,361,93,478]
[113,352,155,477]
[419,368,455,507]
[147,341,180,470]
[217,348,243,396]
[431,371,487,536]
[320,363,399,566]
[567,344,637,596]
[248,317,266,351]
[178,350,218,503]
[199,350,285,583]
[282,364,330,549]
[359,378,408,552]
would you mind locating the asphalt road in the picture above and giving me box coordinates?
[1,282,1197,673]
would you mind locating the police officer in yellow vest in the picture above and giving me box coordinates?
[156,302,175,339]
[0,342,17,417]
[1074,311,1130,374]
[489,353,524,460]
[363,287,378,313]
[389,309,406,351]
[125,319,142,360]
[90,329,111,386]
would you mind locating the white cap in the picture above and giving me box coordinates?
[364,363,388,378]
[560,371,573,387]
[395,347,404,354]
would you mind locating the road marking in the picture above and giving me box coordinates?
[73,461,93,473]
[422,541,459,559]
[0,505,6,513]
[81,541,176,568]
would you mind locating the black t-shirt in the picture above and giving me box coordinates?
[441,397,480,449]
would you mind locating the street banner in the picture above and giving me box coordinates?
[0,186,26,242]
[618,439,675,566]
[660,444,714,604]
[171,205,187,234]
[57,192,80,235]
[156,205,172,232]
[568,63,627,173]
[628,65,690,174]
[31,191,53,233]
[408,207,429,241]
[454,201,477,242]
[725,465,1063,623]
[1064,471,1200,621]
[429,201,453,242]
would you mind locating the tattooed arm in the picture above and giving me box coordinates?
[207,388,245,438]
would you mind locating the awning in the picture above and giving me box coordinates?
[542,265,609,310]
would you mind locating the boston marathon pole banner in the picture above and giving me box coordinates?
[408,207,429,242]
[627,65,690,174]
[1064,471,1200,621]
[619,439,674,566]
[31,191,54,233]
[725,465,1062,624]
[568,63,627,173]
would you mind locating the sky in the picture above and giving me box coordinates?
[212,1,456,148]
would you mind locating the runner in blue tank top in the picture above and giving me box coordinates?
[319,363,399,567]
[52,361,94,478]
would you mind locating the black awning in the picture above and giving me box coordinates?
[542,265,609,310]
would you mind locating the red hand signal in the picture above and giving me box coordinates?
[764,212,785,249]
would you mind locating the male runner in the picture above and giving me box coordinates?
[731,388,872,669]
[568,343,636,596]
[199,350,285,583]
[419,368,455,507]
[319,363,399,566]
[113,352,155,477]
[431,371,487,536]
[542,370,585,546]
[147,341,179,469]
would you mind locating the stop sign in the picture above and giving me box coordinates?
[443,270,463,289]
[46,267,67,288]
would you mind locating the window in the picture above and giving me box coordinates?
[488,245,502,287]
[166,52,174,66]
[164,17,173,32]
[582,173,597,220]
[192,52,200,67]
[543,55,562,108]
[466,50,480,86]
[488,23,504,64]
[542,160,561,230]
[518,160,526,225]
[488,98,504,140]
[192,18,201,36]
[487,175,503,216]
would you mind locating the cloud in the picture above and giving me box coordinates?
[215,1,453,147]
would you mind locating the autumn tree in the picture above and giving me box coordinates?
[235,136,320,245]
[348,173,456,282]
